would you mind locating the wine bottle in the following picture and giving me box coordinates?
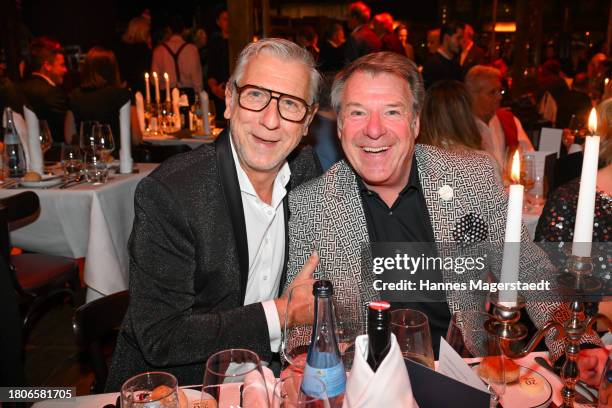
[301,280,346,407]
[366,301,391,371]
[3,108,26,178]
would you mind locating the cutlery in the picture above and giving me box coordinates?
[534,356,598,404]
[59,179,88,189]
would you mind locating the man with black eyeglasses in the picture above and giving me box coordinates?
[107,38,322,389]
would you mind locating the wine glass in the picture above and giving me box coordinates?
[39,120,53,157]
[390,309,435,370]
[521,154,536,211]
[273,374,329,408]
[120,371,180,408]
[202,348,270,408]
[79,120,99,155]
[281,283,314,374]
[91,123,115,160]
[333,296,365,371]
[446,311,506,407]
[60,144,83,178]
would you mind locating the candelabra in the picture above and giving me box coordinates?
[485,254,611,408]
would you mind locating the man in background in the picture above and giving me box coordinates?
[459,23,486,77]
[20,37,68,143]
[318,22,346,73]
[344,1,381,62]
[422,22,463,88]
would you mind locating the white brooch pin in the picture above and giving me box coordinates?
[438,185,453,201]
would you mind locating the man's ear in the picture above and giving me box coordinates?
[223,85,233,120]
[412,116,420,140]
[302,104,319,136]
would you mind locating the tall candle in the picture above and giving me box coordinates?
[572,108,600,257]
[144,72,151,103]
[153,72,160,102]
[201,90,211,135]
[499,150,524,306]
[164,72,171,102]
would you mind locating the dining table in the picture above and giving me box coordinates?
[0,163,157,301]
[142,128,222,150]
[29,349,603,408]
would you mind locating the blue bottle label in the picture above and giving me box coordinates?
[302,361,346,398]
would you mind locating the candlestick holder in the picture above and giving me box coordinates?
[486,254,611,408]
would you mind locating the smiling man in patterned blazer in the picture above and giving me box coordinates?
[285,51,605,374]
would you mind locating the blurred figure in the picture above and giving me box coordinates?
[556,72,592,130]
[344,1,381,62]
[372,13,404,56]
[0,59,26,116]
[538,59,569,103]
[395,24,415,61]
[459,23,485,77]
[422,22,463,88]
[319,22,346,73]
[151,15,202,96]
[207,6,230,116]
[296,25,320,62]
[115,16,152,96]
[426,28,441,55]
[588,53,608,102]
[193,28,208,86]
[419,80,483,152]
[466,65,534,174]
[69,47,131,151]
[561,42,589,77]
[20,37,68,143]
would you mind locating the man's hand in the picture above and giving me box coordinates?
[577,347,609,387]
[275,251,319,329]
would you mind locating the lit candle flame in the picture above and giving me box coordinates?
[605,77,610,86]
[163,72,169,80]
[511,150,520,184]
[588,107,597,135]
[152,72,158,79]
[145,72,149,79]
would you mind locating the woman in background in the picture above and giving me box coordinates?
[114,16,152,96]
[69,47,131,150]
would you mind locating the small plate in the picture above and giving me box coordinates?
[499,366,552,408]
[20,174,63,188]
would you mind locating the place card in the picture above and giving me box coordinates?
[437,337,490,393]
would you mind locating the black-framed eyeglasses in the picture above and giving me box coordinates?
[234,82,312,123]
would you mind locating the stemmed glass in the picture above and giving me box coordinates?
[202,348,270,408]
[281,283,314,374]
[39,120,53,158]
[390,309,435,370]
[445,311,506,407]
[60,143,83,179]
[120,371,180,408]
[520,154,536,211]
[273,374,329,408]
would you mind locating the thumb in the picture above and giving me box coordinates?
[295,250,319,281]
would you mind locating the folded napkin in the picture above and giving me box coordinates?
[23,106,44,174]
[118,101,133,174]
[241,366,276,408]
[343,334,418,408]
[3,108,30,170]
[200,90,210,135]
[135,91,145,133]
[172,88,180,131]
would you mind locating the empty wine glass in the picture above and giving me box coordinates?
[202,348,270,408]
[446,311,506,407]
[39,120,53,156]
[92,123,115,160]
[60,144,83,178]
[274,374,329,408]
[281,283,315,374]
[390,309,435,370]
[120,371,179,408]
[333,297,365,371]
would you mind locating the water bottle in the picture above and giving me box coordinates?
[3,108,26,178]
[598,352,612,408]
[301,280,346,407]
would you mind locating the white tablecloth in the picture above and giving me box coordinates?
[0,164,157,299]
[143,134,215,149]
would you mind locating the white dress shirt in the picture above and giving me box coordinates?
[231,137,288,352]
[476,114,535,172]
[151,35,203,92]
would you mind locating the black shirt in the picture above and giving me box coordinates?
[357,156,451,356]
[422,52,463,89]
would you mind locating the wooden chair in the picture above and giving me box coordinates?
[0,191,80,339]
[72,290,129,393]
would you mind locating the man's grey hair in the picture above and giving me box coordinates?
[465,65,501,94]
[330,51,425,120]
[228,38,321,105]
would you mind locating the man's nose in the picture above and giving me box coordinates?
[365,111,384,139]
[259,99,281,130]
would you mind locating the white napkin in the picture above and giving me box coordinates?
[3,108,30,170]
[242,366,276,408]
[118,101,133,174]
[135,91,145,133]
[23,106,44,174]
[172,88,180,131]
[200,90,211,135]
[343,334,418,408]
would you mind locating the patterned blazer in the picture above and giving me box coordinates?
[286,144,600,361]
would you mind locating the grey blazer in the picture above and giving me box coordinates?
[286,144,600,361]
[106,130,321,390]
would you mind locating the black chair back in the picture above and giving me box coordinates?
[73,290,129,393]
